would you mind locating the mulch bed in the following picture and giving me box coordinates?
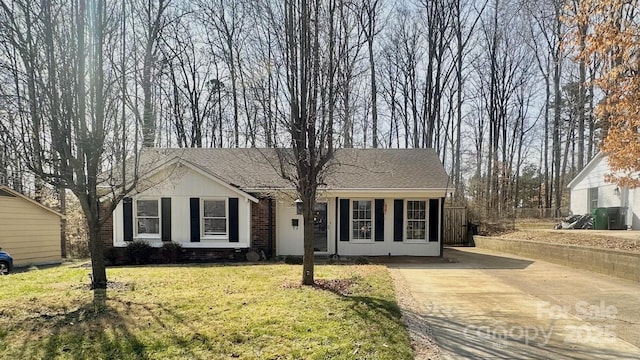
[498,230,640,253]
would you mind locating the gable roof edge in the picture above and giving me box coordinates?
[175,159,259,203]
[567,152,605,189]
[0,186,65,218]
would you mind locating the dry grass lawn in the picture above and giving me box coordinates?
[0,263,412,359]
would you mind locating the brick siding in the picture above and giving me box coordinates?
[100,201,113,251]
[251,197,276,258]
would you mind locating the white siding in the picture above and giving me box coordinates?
[571,154,611,190]
[276,191,445,257]
[570,189,589,215]
[632,188,640,229]
[569,154,621,211]
[113,164,252,248]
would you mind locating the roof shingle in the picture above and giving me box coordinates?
[139,148,449,191]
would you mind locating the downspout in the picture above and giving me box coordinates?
[440,197,445,257]
[268,197,274,259]
[334,197,339,258]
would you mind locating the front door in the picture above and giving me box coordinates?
[313,202,328,252]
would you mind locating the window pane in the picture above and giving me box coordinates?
[352,200,371,220]
[137,218,159,234]
[353,220,371,239]
[137,200,158,216]
[204,219,226,234]
[407,220,426,240]
[204,200,225,217]
[407,201,426,220]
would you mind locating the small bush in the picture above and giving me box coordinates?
[126,240,153,265]
[105,247,118,265]
[284,255,303,265]
[160,242,183,263]
[353,256,370,265]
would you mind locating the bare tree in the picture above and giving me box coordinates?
[0,0,140,290]
[278,0,336,285]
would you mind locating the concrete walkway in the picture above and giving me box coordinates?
[391,247,640,359]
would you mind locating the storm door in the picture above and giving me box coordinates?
[313,202,328,252]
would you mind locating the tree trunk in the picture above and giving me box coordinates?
[302,198,315,285]
[87,200,107,289]
[59,187,67,258]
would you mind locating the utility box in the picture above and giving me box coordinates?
[607,207,627,230]
[592,207,609,230]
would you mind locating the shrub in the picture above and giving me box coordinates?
[284,255,303,265]
[105,247,118,265]
[353,256,370,265]
[160,242,183,263]
[126,240,153,265]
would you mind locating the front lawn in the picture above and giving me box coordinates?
[0,263,412,359]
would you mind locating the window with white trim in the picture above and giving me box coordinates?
[352,200,372,241]
[406,200,427,241]
[203,199,227,236]
[136,199,160,235]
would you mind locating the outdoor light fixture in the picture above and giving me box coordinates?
[292,219,299,228]
[614,187,620,195]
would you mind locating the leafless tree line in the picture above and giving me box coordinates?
[0,0,601,221]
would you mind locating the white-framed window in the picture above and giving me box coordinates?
[136,199,160,236]
[352,200,372,241]
[406,200,427,241]
[202,199,227,237]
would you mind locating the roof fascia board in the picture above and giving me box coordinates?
[567,152,604,189]
[243,187,449,193]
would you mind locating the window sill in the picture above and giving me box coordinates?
[404,239,428,244]
[135,234,160,239]
[349,239,374,244]
[201,236,230,241]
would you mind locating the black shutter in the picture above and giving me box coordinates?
[190,197,200,242]
[375,199,384,241]
[123,197,133,241]
[339,199,349,241]
[429,199,439,242]
[229,198,239,242]
[394,199,403,241]
[161,198,171,242]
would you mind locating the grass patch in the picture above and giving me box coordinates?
[0,263,412,359]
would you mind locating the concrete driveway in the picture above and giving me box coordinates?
[391,247,640,359]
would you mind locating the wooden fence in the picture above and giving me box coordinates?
[443,207,469,246]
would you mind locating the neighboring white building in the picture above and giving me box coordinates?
[567,152,640,230]
[105,148,450,259]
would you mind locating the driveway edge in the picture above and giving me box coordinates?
[388,267,442,360]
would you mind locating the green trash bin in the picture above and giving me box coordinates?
[592,207,609,230]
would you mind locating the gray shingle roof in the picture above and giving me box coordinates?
[139,148,449,191]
